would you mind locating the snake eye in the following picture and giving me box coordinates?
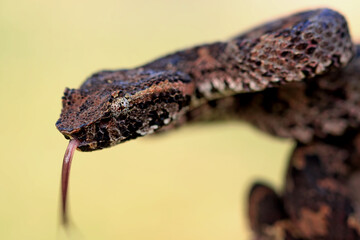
[110,97,130,116]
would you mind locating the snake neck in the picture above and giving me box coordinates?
[142,42,228,103]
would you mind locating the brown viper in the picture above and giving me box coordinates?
[56,8,360,239]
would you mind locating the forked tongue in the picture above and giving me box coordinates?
[61,138,80,225]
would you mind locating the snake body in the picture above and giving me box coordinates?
[56,8,360,239]
[56,8,353,151]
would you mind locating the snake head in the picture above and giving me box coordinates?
[56,69,194,151]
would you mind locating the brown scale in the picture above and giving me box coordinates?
[180,46,360,240]
[57,8,353,150]
[56,8,360,238]
[247,136,360,240]
[186,47,360,144]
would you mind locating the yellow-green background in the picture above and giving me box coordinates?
[1,0,359,239]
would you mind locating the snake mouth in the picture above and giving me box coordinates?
[57,121,117,152]
[56,115,108,151]
[59,131,102,152]
[56,126,95,151]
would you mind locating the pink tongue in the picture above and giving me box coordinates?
[61,138,80,225]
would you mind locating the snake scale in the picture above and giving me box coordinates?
[56,8,360,239]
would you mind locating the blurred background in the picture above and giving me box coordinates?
[0,0,359,239]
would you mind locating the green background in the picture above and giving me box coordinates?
[1,0,359,239]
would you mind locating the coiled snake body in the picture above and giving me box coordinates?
[56,8,360,239]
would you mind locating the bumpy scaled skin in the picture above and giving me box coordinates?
[248,133,360,240]
[56,8,360,240]
[188,48,360,239]
[56,8,353,151]
[186,46,360,143]
[192,47,360,240]
[242,48,360,239]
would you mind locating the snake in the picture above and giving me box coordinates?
[56,8,360,239]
